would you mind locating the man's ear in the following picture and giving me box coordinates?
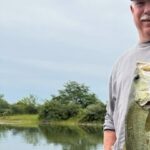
[130,5,134,14]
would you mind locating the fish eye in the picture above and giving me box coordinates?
[134,74,140,81]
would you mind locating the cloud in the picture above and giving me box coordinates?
[0,0,137,102]
[0,56,109,78]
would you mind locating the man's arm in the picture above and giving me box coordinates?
[103,67,117,149]
[103,130,116,150]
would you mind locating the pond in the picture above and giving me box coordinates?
[0,124,103,150]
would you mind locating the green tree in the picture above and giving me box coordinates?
[11,95,38,114]
[39,81,106,122]
[51,81,98,108]
[0,95,9,109]
[0,94,11,115]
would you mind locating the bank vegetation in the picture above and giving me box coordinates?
[0,81,106,125]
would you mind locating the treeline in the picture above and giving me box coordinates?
[0,95,38,115]
[0,81,106,123]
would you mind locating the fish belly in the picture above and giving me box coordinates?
[125,102,150,150]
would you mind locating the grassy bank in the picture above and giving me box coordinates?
[0,114,39,127]
[0,114,102,127]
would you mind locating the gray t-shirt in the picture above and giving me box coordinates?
[103,41,150,150]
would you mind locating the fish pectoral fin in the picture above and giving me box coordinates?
[145,111,150,132]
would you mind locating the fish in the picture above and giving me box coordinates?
[124,62,150,150]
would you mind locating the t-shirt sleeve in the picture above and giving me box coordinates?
[103,69,116,131]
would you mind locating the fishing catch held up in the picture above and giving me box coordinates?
[125,62,150,150]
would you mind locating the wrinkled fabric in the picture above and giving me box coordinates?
[104,41,150,150]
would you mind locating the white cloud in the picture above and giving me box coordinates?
[0,56,109,78]
[0,0,137,102]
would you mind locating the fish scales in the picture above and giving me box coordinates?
[125,62,150,150]
[125,101,149,150]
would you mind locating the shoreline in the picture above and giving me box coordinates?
[0,114,103,127]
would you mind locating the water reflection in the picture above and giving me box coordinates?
[0,124,103,150]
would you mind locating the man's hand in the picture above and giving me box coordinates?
[103,130,116,150]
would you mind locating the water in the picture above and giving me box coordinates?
[0,124,103,150]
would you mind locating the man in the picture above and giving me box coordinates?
[103,0,150,149]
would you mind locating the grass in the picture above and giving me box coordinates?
[0,114,39,127]
[0,114,102,127]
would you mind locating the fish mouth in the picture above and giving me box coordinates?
[138,100,150,110]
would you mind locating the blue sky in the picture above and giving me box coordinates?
[0,0,137,103]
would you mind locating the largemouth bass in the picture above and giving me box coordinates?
[125,62,150,150]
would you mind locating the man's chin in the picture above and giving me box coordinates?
[142,29,150,40]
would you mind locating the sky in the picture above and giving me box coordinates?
[0,0,138,104]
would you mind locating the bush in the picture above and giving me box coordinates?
[10,103,24,114]
[39,101,80,120]
[79,103,106,123]
[0,95,11,116]
[10,95,38,114]
[0,108,13,116]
